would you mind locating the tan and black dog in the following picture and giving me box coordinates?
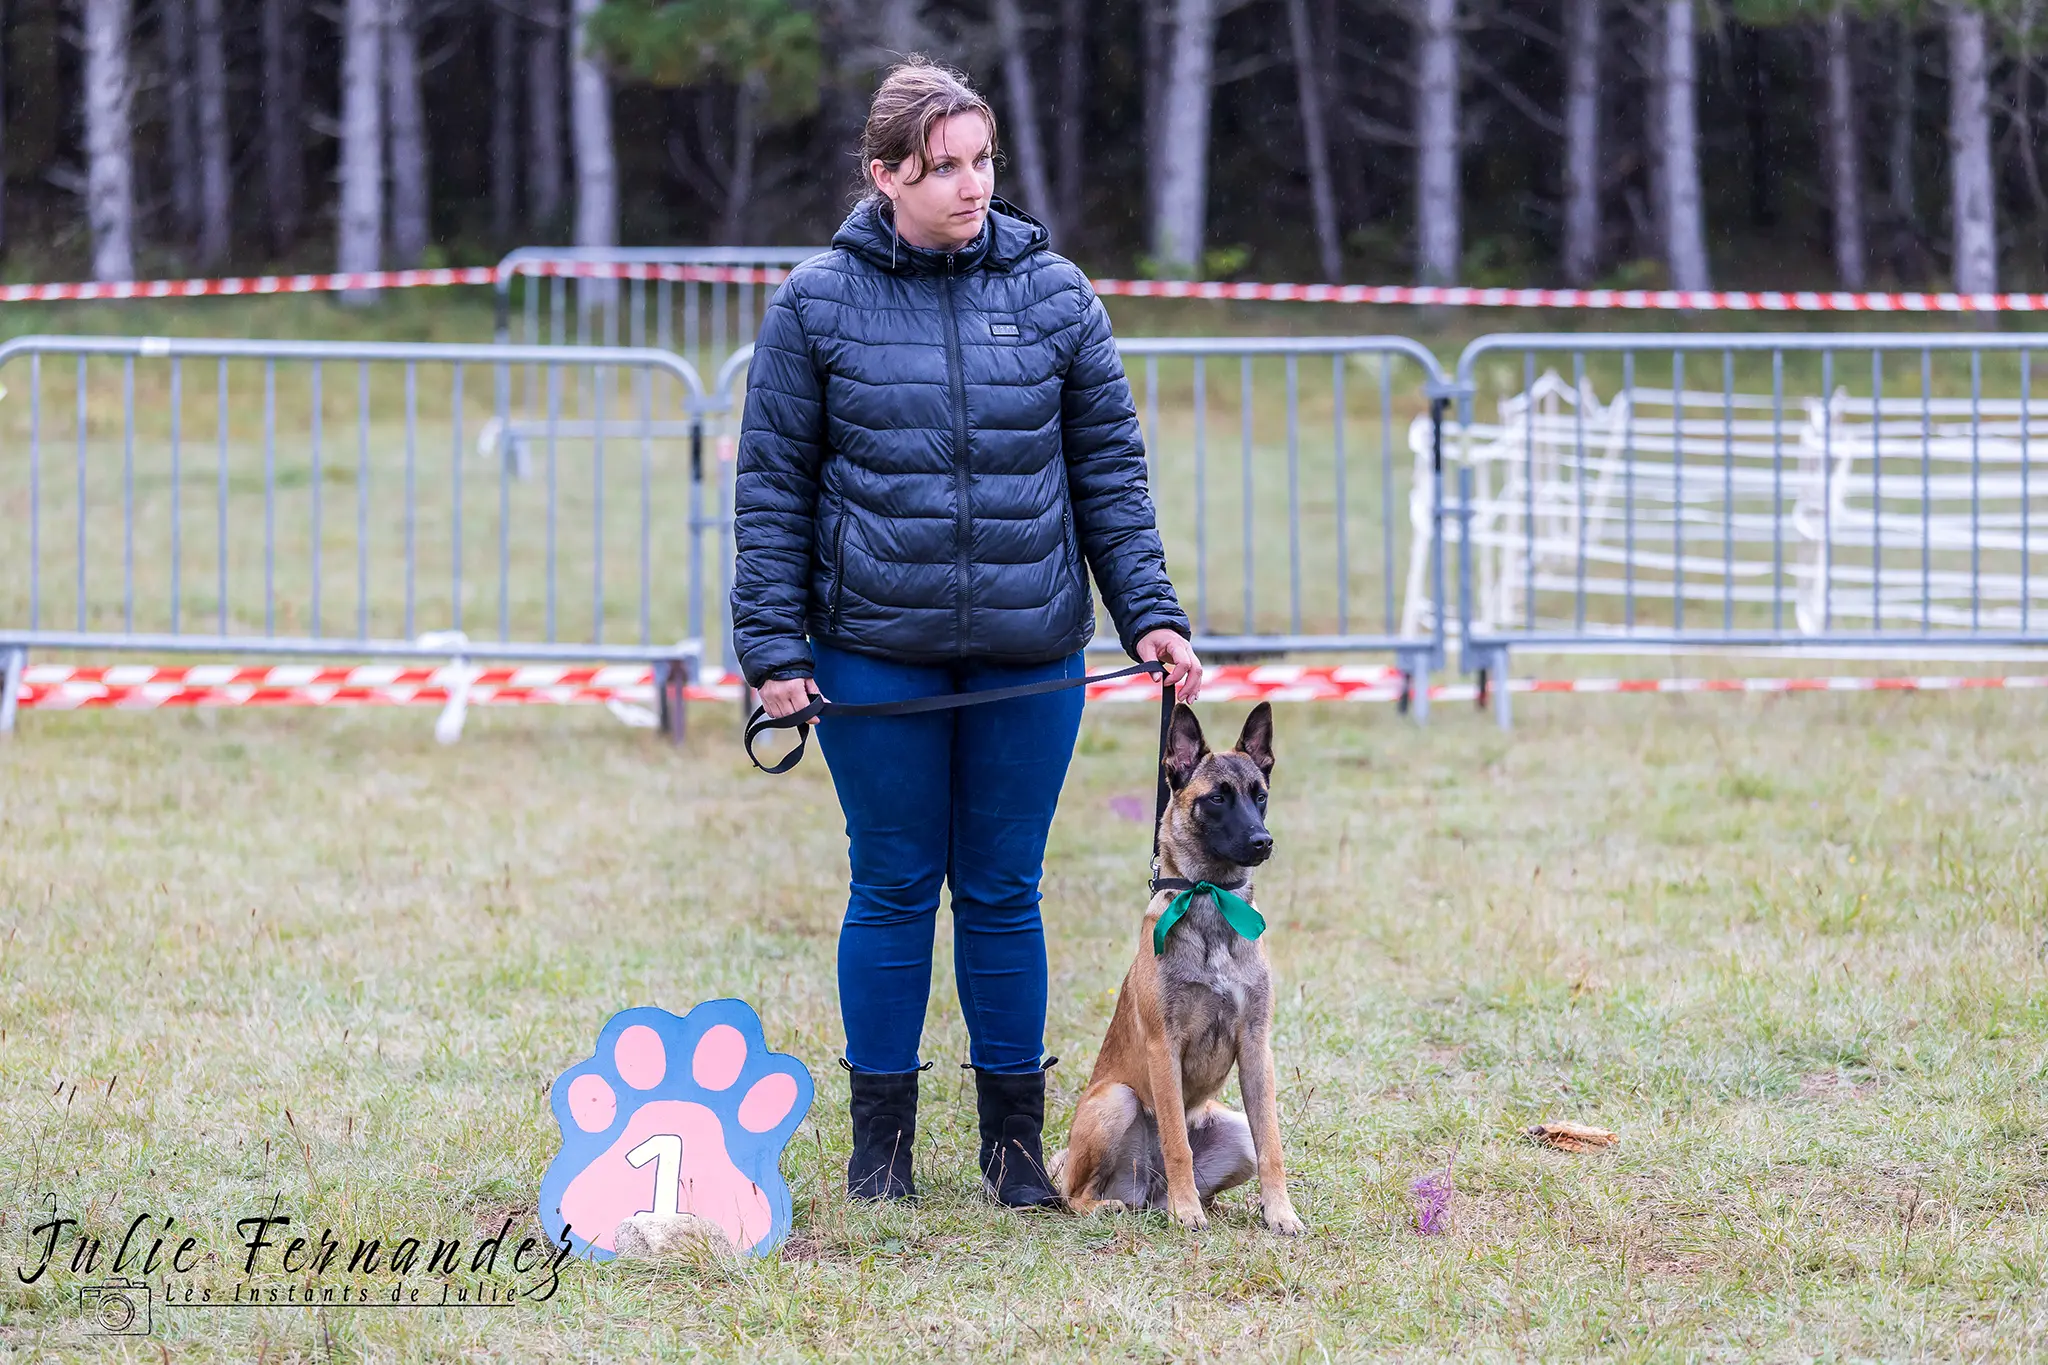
[1050,701,1304,1235]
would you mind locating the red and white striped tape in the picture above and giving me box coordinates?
[0,267,501,302]
[507,263,2048,311]
[14,662,720,710]
[1084,282,2048,312]
[10,258,2048,312]
[16,661,2048,714]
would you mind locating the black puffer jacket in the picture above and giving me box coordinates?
[729,198,1189,687]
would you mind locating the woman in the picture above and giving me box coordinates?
[730,58,1202,1210]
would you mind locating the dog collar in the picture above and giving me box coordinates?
[1151,879,1265,956]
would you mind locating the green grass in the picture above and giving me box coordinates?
[6,690,2048,1360]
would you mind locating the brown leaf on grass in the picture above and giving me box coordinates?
[1798,1070,1880,1102]
[779,1235,823,1262]
[1526,1120,1620,1153]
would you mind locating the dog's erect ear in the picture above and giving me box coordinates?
[1233,702,1275,778]
[1163,704,1210,790]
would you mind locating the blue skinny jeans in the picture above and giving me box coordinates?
[810,639,1086,1076]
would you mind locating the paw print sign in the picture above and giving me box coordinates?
[539,1000,814,1260]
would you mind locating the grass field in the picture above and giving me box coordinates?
[6,688,2048,1361]
[8,290,2048,1361]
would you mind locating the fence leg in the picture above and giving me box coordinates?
[1397,648,1431,724]
[1489,646,1512,731]
[433,654,479,745]
[656,657,690,746]
[0,647,25,736]
[686,421,706,683]
[1455,466,1477,679]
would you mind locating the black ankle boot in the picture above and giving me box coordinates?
[972,1064,1063,1209]
[844,1063,920,1202]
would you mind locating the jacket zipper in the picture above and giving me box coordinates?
[829,496,849,631]
[940,256,973,654]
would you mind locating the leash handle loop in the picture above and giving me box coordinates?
[744,659,1168,774]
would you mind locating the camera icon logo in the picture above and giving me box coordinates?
[78,1279,152,1335]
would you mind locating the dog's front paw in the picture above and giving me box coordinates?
[1170,1199,1209,1231]
[1261,1200,1305,1237]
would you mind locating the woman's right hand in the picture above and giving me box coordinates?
[758,676,825,721]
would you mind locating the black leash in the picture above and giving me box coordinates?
[745,658,1175,776]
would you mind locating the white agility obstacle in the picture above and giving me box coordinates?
[1406,370,2048,645]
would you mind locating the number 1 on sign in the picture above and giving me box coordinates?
[626,1134,684,1217]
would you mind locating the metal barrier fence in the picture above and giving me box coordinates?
[18,325,2048,738]
[0,336,709,736]
[1433,332,2048,724]
[701,336,1459,709]
[492,247,824,378]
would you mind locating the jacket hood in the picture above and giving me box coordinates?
[831,196,1051,275]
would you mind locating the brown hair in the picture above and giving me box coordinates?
[859,58,998,198]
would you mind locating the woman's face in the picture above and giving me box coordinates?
[871,112,994,254]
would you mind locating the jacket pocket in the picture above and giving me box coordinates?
[829,498,850,631]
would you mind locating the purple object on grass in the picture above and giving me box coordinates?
[1411,1167,1454,1235]
[1108,794,1150,823]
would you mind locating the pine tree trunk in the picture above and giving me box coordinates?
[1284,0,1341,281]
[569,0,617,255]
[819,0,872,186]
[1142,0,1167,247]
[1151,0,1217,276]
[1644,8,1667,257]
[880,0,928,57]
[1413,0,1460,285]
[162,0,198,247]
[83,0,135,281]
[1823,5,1866,290]
[0,0,8,257]
[195,0,229,267]
[1055,0,1085,244]
[336,0,385,300]
[1887,17,1921,278]
[992,0,1054,225]
[1945,2,1997,295]
[1320,0,1365,226]
[1561,0,1601,285]
[2015,41,2048,222]
[262,0,305,254]
[1743,24,1772,227]
[718,73,761,244]
[385,0,429,268]
[1658,0,1709,290]
[527,0,565,232]
[491,1,518,240]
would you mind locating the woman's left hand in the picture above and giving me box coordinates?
[1137,629,1203,703]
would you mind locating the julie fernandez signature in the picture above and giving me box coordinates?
[21,1194,576,1331]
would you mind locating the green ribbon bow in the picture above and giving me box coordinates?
[1154,881,1267,956]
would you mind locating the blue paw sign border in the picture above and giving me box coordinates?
[539,1000,814,1260]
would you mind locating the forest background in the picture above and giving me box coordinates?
[0,0,2043,298]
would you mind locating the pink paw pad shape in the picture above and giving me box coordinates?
[540,1000,814,1260]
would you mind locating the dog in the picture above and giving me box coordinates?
[1049,701,1304,1235]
